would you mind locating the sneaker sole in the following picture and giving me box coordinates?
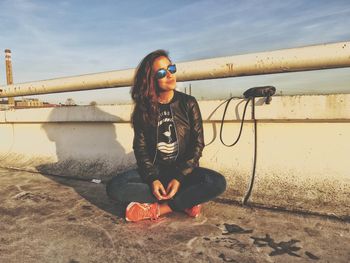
[125,202,139,222]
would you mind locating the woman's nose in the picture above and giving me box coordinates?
[166,69,174,78]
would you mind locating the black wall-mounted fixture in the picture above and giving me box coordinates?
[243,85,276,104]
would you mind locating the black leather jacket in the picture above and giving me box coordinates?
[133,90,204,184]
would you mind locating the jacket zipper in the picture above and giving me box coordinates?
[152,108,159,165]
[169,103,179,161]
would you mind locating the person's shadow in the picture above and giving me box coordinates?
[36,105,135,217]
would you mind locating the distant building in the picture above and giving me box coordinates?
[0,98,60,109]
[16,98,43,108]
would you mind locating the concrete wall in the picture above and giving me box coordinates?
[0,94,349,218]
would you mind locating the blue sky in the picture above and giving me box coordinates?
[0,0,350,104]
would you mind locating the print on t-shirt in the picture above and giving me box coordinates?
[157,103,178,163]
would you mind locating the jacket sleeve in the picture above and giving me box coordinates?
[175,98,204,183]
[132,115,159,184]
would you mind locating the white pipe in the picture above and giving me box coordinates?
[1,41,350,97]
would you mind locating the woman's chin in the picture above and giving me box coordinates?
[159,85,176,92]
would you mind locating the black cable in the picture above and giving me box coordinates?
[219,97,251,147]
[218,95,259,205]
[243,97,257,205]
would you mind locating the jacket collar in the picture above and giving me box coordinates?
[171,90,180,103]
[158,90,179,105]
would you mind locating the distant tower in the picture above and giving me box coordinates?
[5,49,15,106]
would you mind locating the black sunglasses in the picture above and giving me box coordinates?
[155,64,177,79]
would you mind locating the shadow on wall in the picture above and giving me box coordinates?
[36,106,135,217]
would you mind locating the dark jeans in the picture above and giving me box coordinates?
[106,166,226,212]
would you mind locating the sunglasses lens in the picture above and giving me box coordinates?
[155,64,177,79]
[168,64,176,74]
[156,69,167,79]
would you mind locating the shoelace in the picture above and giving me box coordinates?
[138,204,159,221]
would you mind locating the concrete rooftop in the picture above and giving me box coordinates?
[0,167,349,263]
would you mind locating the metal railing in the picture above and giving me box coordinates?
[1,41,350,98]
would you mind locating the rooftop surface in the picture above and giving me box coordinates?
[0,167,349,263]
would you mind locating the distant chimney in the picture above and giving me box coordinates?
[5,49,13,85]
[4,49,15,106]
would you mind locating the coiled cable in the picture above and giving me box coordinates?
[218,96,257,205]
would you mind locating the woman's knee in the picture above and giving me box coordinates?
[105,169,141,200]
[217,173,227,194]
[202,168,227,194]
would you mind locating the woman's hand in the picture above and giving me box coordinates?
[152,180,167,200]
[163,179,180,200]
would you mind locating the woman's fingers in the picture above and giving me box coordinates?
[152,180,165,200]
[169,185,179,198]
[153,188,163,200]
[164,180,180,199]
[166,188,176,199]
[152,179,180,200]
[166,184,172,194]
[160,184,167,196]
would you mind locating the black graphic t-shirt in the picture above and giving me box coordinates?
[156,103,178,164]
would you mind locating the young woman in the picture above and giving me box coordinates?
[106,50,226,222]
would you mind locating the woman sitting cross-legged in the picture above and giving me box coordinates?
[106,49,226,222]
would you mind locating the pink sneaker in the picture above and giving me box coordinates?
[184,204,202,218]
[125,202,160,222]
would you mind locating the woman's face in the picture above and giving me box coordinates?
[152,56,176,92]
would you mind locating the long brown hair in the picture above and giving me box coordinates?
[131,49,170,128]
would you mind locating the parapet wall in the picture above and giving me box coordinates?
[0,94,349,219]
